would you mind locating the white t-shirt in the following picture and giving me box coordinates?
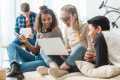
[65,27,80,47]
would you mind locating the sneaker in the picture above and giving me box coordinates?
[48,68,68,78]
[7,62,24,80]
[16,72,24,80]
[37,66,49,75]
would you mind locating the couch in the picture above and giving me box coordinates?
[24,29,120,80]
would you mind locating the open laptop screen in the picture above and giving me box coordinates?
[37,37,68,55]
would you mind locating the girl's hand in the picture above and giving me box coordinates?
[84,51,96,62]
[40,35,47,39]
[30,45,40,54]
[19,35,28,43]
[37,33,48,39]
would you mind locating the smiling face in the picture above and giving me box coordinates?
[41,13,52,29]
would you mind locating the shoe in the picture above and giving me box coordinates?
[16,72,24,80]
[48,68,68,78]
[7,62,20,77]
[37,66,49,75]
[7,62,24,80]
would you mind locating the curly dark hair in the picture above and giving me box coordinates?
[35,6,58,33]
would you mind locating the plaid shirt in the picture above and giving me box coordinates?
[15,12,36,33]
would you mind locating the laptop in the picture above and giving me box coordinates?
[37,37,69,55]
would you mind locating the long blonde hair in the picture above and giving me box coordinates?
[61,4,88,47]
[61,4,81,31]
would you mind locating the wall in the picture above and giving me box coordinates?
[86,0,104,19]
[15,0,45,16]
[86,0,120,28]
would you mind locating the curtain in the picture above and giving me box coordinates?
[0,0,16,47]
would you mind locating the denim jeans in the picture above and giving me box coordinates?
[41,43,86,67]
[66,43,86,66]
[7,38,47,72]
[40,50,65,66]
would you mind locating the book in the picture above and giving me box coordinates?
[20,28,33,38]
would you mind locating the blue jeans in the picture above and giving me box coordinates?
[7,38,47,72]
[66,43,86,66]
[41,43,86,67]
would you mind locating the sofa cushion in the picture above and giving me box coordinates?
[23,71,120,80]
[103,29,120,67]
[59,72,120,80]
[75,61,120,78]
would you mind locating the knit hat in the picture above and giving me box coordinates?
[87,16,110,31]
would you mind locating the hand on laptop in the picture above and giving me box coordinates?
[37,33,48,39]
[40,35,48,39]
